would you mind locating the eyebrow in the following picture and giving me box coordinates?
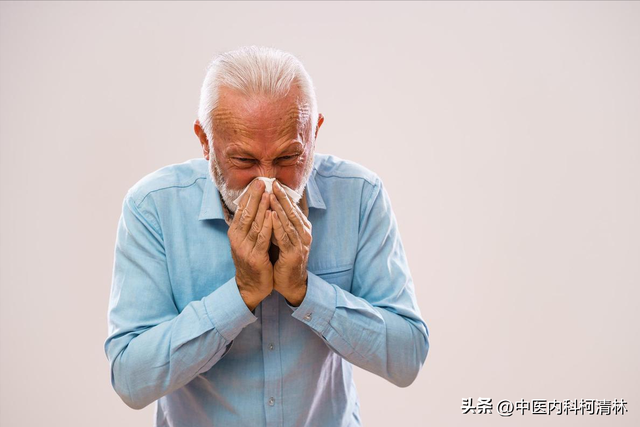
[226,143,304,159]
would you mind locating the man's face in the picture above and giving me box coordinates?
[203,86,322,212]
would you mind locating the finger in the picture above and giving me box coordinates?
[230,192,250,231]
[254,192,269,230]
[283,186,311,230]
[271,194,300,247]
[252,210,273,253]
[236,186,252,212]
[233,179,265,236]
[271,210,293,249]
[230,182,255,227]
[272,181,309,235]
[244,193,270,244]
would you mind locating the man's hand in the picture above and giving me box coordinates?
[269,181,312,307]
[228,180,274,311]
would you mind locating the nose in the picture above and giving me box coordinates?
[257,163,278,179]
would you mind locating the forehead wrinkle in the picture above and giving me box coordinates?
[213,96,311,142]
[277,103,311,139]
[212,108,251,139]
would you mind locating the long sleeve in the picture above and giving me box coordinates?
[104,194,257,410]
[287,177,430,387]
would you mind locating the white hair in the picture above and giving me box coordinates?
[197,46,318,146]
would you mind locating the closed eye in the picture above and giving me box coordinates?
[277,154,301,162]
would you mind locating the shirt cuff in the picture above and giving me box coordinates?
[290,271,338,335]
[203,277,258,342]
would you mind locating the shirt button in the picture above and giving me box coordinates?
[303,313,312,321]
[268,397,275,406]
[269,343,274,351]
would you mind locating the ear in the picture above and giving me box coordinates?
[194,120,211,160]
[314,113,324,141]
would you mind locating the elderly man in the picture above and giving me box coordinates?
[105,46,429,427]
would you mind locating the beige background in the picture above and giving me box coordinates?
[1,1,638,426]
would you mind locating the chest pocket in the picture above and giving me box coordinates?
[311,264,354,292]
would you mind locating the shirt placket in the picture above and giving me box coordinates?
[261,292,284,427]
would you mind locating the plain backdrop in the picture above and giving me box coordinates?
[1,1,639,426]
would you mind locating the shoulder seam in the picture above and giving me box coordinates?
[314,169,378,187]
[133,176,208,208]
[359,176,383,237]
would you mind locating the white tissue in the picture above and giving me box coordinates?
[232,177,302,209]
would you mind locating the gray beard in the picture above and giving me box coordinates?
[208,148,315,214]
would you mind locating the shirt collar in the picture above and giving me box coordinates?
[305,168,327,210]
[198,168,326,222]
[198,176,225,221]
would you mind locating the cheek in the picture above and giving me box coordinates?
[231,172,257,189]
[221,163,258,189]
[275,170,297,187]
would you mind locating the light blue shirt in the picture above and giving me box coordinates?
[104,153,429,427]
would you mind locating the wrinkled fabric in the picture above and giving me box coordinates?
[104,153,429,427]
